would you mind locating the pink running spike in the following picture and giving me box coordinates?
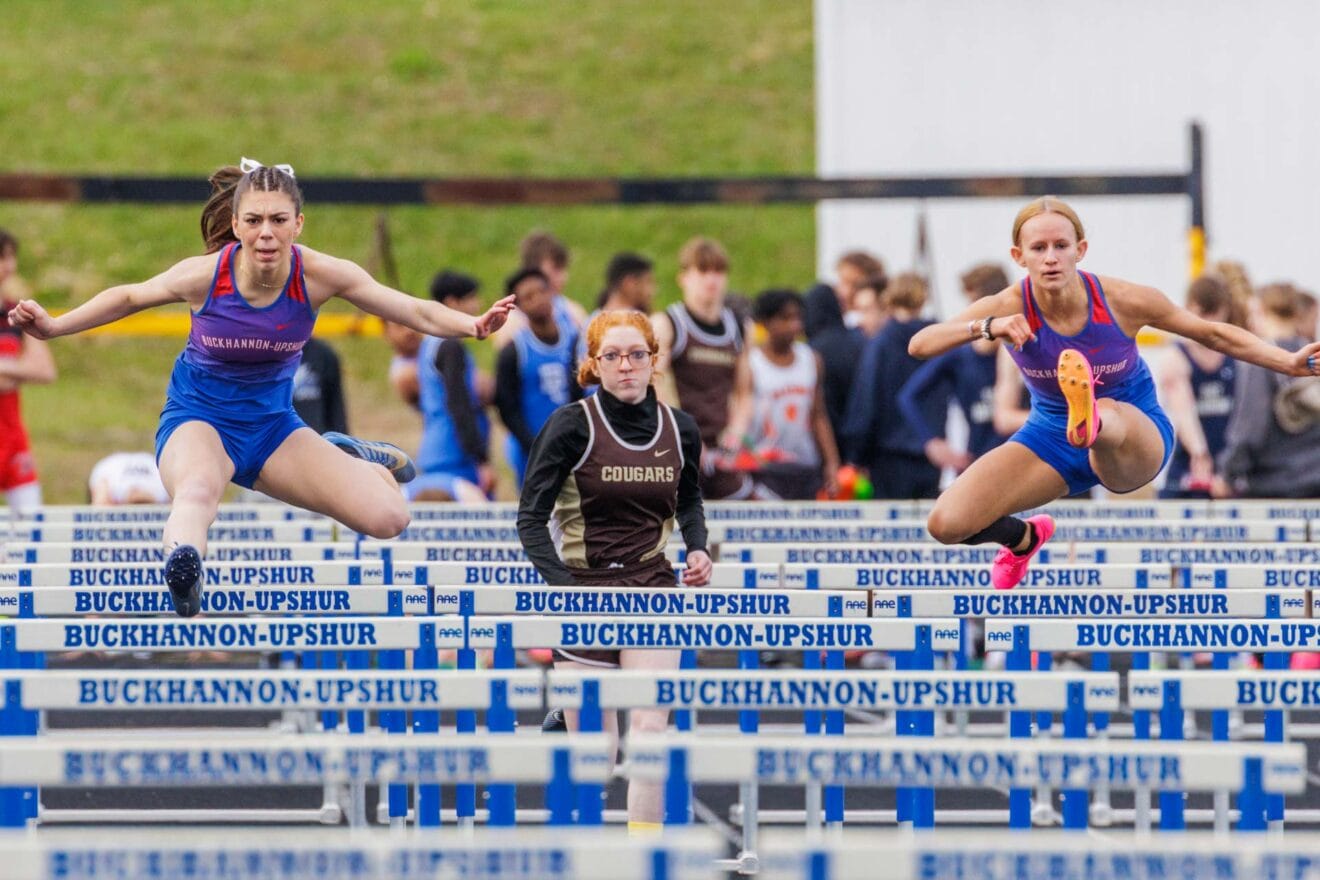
[990,514,1056,590]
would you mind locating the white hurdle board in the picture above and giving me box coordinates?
[756,831,1320,880]
[1070,542,1320,565]
[547,669,1120,712]
[0,521,344,543]
[0,560,392,588]
[6,669,544,712]
[480,616,960,652]
[0,585,429,616]
[873,589,1302,619]
[2,617,478,653]
[1052,520,1307,543]
[11,503,325,523]
[1129,670,1320,711]
[985,619,1320,653]
[787,564,1170,591]
[626,734,1306,793]
[0,541,358,565]
[408,562,775,589]
[448,585,869,618]
[0,732,614,787]
[1182,564,1320,589]
[3,828,721,880]
[718,544,1018,565]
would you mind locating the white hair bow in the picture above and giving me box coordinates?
[240,157,295,177]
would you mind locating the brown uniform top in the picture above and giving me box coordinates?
[666,303,743,447]
[552,393,685,569]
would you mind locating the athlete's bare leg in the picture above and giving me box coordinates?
[1087,399,1167,493]
[619,648,682,825]
[158,421,235,556]
[253,428,409,538]
[926,441,1069,545]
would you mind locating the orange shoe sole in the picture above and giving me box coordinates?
[1058,349,1099,448]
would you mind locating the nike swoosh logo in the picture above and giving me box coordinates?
[654,448,670,457]
[276,323,292,331]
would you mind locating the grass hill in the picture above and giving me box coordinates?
[0,1,814,501]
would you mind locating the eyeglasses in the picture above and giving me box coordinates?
[596,350,654,365]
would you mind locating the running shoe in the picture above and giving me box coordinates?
[1057,349,1100,448]
[990,514,1056,591]
[164,544,203,618]
[541,709,568,733]
[323,432,417,483]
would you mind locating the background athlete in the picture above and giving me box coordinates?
[908,196,1320,589]
[517,310,711,832]
[8,160,513,616]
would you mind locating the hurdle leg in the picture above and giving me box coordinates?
[455,643,478,826]
[1032,651,1054,827]
[1263,651,1287,830]
[344,648,370,827]
[1089,651,1113,827]
[413,624,441,827]
[802,648,823,831]
[1157,681,1185,831]
[823,649,845,828]
[485,625,518,827]
[736,644,760,863]
[1005,626,1032,829]
[1059,681,1088,830]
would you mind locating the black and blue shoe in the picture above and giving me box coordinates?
[164,544,203,618]
[322,432,417,484]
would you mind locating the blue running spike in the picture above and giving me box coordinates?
[322,432,417,483]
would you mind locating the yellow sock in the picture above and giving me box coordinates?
[627,821,663,836]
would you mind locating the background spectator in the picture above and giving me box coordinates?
[292,336,348,435]
[653,236,758,499]
[495,268,581,489]
[410,270,493,502]
[1218,282,1320,497]
[1157,274,1238,498]
[802,282,864,456]
[492,230,588,348]
[88,452,170,505]
[0,229,57,515]
[897,262,1011,477]
[742,288,839,498]
[834,249,886,330]
[843,272,941,498]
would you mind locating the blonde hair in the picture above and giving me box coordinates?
[883,272,928,312]
[678,236,729,273]
[577,311,658,387]
[1212,259,1253,329]
[1011,196,1086,247]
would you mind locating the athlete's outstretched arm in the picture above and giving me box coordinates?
[314,251,515,340]
[908,287,1030,359]
[1123,282,1320,377]
[8,255,211,339]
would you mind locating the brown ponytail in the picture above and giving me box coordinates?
[201,166,244,254]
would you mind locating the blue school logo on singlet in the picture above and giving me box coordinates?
[514,325,577,441]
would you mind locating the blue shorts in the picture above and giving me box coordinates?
[1010,390,1175,496]
[155,356,308,490]
[403,468,482,501]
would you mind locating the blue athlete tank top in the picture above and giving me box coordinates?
[513,324,577,444]
[416,335,488,473]
[1164,342,1236,488]
[166,243,317,418]
[183,243,317,383]
[1005,271,1154,415]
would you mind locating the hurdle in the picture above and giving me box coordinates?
[0,521,345,543]
[755,830,1320,880]
[784,563,1172,590]
[1128,668,1320,832]
[2,827,723,880]
[415,561,784,590]
[1068,541,1320,565]
[986,617,1314,830]
[0,732,614,828]
[0,560,395,588]
[717,544,1011,565]
[626,734,1305,834]
[551,668,1118,867]
[0,540,360,564]
[9,503,325,523]
[5,668,541,827]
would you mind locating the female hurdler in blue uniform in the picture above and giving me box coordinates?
[909,197,1320,589]
[8,160,514,615]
